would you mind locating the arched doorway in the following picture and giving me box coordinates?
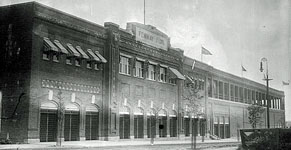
[184,112,190,137]
[85,105,99,140]
[134,107,144,138]
[39,102,58,142]
[64,103,80,141]
[119,106,130,139]
[158,109,167,138]
[169,110,177,137]
[147,109,156,138]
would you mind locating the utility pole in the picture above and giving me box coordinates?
[260,58,272,128]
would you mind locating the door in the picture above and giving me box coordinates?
[170,117,177,137]
[119,114,130,139]
[134,115,144,138]
[147,116,156,138]
[40,109,57,142]
[85,111,99,140]
[64,111,80,141]
[159,116,167,137]
[184,118,190,136]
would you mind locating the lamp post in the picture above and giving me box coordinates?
[260,58,272,128]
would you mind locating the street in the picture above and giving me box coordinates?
[63,144,239,150]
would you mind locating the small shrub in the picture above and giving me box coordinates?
[0,138,12,144]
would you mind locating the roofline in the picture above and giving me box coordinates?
[27,1,106,30]
[184,56,284,95]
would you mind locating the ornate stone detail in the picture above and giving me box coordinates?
[119,39,179,62]
[41,79,101,94]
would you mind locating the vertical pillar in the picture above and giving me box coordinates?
[104,22,120,140]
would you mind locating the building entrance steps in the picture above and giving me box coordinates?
[0,138,239,150]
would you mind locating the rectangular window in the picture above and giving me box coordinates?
[75,58,81,66]
[262,93,265,106]
[119,56,131,75]
[42,51,50,60]
[194,78,198,89]
[87,61,92,69]
[258,93,262,105]
[52,53,59,62]
[159,67,167,82]
[213,80,218,98]
[239,87,243,103]
[169,79,176,85]
[230,84,234,101]
[207,78,212,97]
[248,89,251,104]
[201,79,205,90]
[66,57,72,65]
[135,61,144,78]
[148,64,156,80]
[244,88,248,104]
[255,92,259,104]
[218,81,223,99]
[94,63,99,70]
[234,86,238,102]
[224,83,229,100]
[199,79,203,90]
[252,91,256,104]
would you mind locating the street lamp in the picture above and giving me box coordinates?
[260,57,272,128]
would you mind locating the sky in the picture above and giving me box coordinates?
[1,0,290,121]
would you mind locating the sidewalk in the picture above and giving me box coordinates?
[0,138,240,150]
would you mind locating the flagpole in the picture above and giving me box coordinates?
[240,62,244,78]
[144,0,145,25]
[201,45,203,62]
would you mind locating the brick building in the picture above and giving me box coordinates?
[0,2,285,143]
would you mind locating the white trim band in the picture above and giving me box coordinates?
[136,57,145,62]
[148,60,158,65]
[120,53,132,58]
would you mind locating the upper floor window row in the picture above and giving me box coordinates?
[185,75,205,90]
[42,37,107,70]
[119,53,185,83]
[208,78,283,110]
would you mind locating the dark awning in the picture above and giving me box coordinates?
[87,49,100,62]
[67,43,81,57]
[185,75,194,83]
[53,40,69,54]
[76,46,90,59]
[94,51,107,63]
[169,67,185,80]
[43,37,58,52]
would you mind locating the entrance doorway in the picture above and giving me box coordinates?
[85,105,99,140]
[64,104,80,141]
[39,102,58,142]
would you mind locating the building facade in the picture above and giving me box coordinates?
[0,2,285,143]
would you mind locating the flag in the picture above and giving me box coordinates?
[202,46,212,55]
[283,81,289,85]
[241,65,247,72]
[191,60,196,70]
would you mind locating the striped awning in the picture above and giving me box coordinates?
[67,43,81,57]
[169,67,185,80]
[94,51,107,63]
[53,40,69,54]
[87,49,100,62]
[76,46,90,59]
[43,37,58,52]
